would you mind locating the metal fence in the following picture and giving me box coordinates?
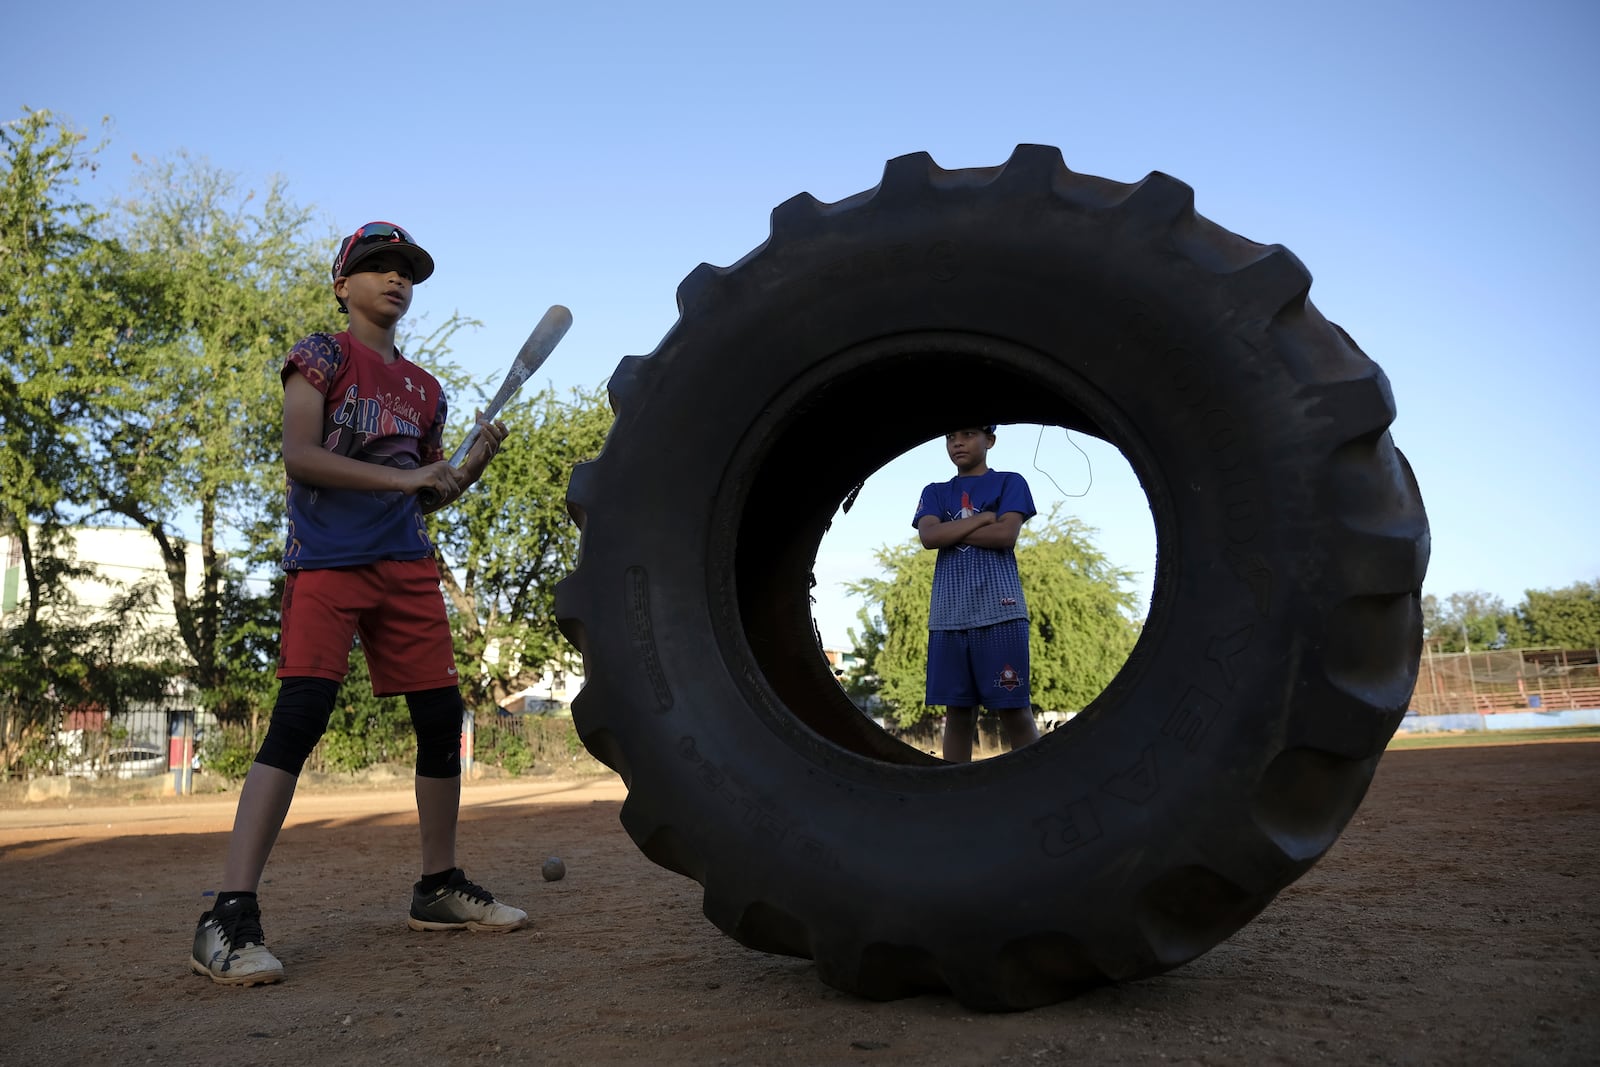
[12,707,587,780]
[468,712,602,774]
[177,708,600,778]
[44,647,1600,779]
[1411,647,1600,715]
[53,707,174,775]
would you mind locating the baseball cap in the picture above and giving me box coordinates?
[331,221,435,284]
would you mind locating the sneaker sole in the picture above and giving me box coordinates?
[406,915,529,933]
[189,957,284,987]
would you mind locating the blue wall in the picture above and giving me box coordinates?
[1396,707,1600,734]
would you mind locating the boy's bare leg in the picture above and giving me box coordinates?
[406,770,527,934]
[415,773,461,875]
[942,706,977,763]
[221,763,299,891]
[999,708,1041,752]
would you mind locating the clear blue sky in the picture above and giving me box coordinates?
[7,0,1597,650]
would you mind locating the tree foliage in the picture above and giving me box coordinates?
[0,531,178,776]
[846,507,1142,727]
[0,115,357,733]
[0,109,120,624]
[85,154,333,719]
[1421,590,1518,652]
[1513,580,1600,649]
[3,107,601,769]
[1421,582,1600,653]
[0,110,178,765]
[429,383,613,709]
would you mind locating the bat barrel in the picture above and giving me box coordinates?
[420,304,573,508]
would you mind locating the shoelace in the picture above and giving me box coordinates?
[215,902,266,948]
[446,876,494,905]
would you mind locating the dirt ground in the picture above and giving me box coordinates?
[1,741,1596,1066]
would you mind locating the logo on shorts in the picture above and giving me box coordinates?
[994,664,1022,691]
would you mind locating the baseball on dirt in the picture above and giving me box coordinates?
[541,856,566,882]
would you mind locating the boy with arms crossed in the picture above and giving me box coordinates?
[914,425,1040,763]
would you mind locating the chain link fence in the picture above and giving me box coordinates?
[24,647,1600,782]
[1412,648,1600,715]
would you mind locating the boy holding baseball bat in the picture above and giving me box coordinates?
[191,222,525,987]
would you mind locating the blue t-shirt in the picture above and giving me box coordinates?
[913,470,1036,630]
[280,331,448,571]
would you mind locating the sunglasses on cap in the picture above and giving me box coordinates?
[332,221,418,279]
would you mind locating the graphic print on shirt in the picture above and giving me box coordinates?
[914,470,1038,632]
[281,332,447,571]
[954,490,976,551]
[327,383,428,459]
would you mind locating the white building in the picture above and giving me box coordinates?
[1,524,205,650]
[3,525,205,755]
[487,640,585,715]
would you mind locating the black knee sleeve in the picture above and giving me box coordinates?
[255,677,339,775]
[407,686,464,778]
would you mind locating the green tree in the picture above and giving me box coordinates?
[319,651,417,773]
[79,154,331,721]
[0,109,123,623]
[0,534,176,776]
[846,507,1142,727]
[0,528,96,772]
[2,115,596,755]
[846,543,935,724]
[1422,590,1517,652]
[842,611,887,705]
[0,109,173,767]
[1513,580,1600,649]
[429,383,613,710]
[206,571,284,735]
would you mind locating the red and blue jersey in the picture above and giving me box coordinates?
[280,331,447,571]
[913,470,1035,630]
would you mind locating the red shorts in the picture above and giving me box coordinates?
[277,558,458,696]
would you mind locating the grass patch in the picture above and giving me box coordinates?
[1387,725,1600,750]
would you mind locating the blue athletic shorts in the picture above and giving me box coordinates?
[925,619,1031,709]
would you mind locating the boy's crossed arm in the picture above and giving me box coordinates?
[916,511,1025,551]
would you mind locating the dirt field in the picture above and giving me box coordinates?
[2,741,1596,1065]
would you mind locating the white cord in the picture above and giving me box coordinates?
[1031,425,1093,498]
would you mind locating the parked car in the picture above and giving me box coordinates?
[65,744,167,780]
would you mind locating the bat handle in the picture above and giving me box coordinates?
[418,431,478,510]
[412,438,467,511]
[447,426,482,469]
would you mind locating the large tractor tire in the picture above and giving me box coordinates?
[554,145,1429,1011]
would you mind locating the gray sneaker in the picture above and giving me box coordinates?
[190,896,285,986]
[407,869,529,932]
